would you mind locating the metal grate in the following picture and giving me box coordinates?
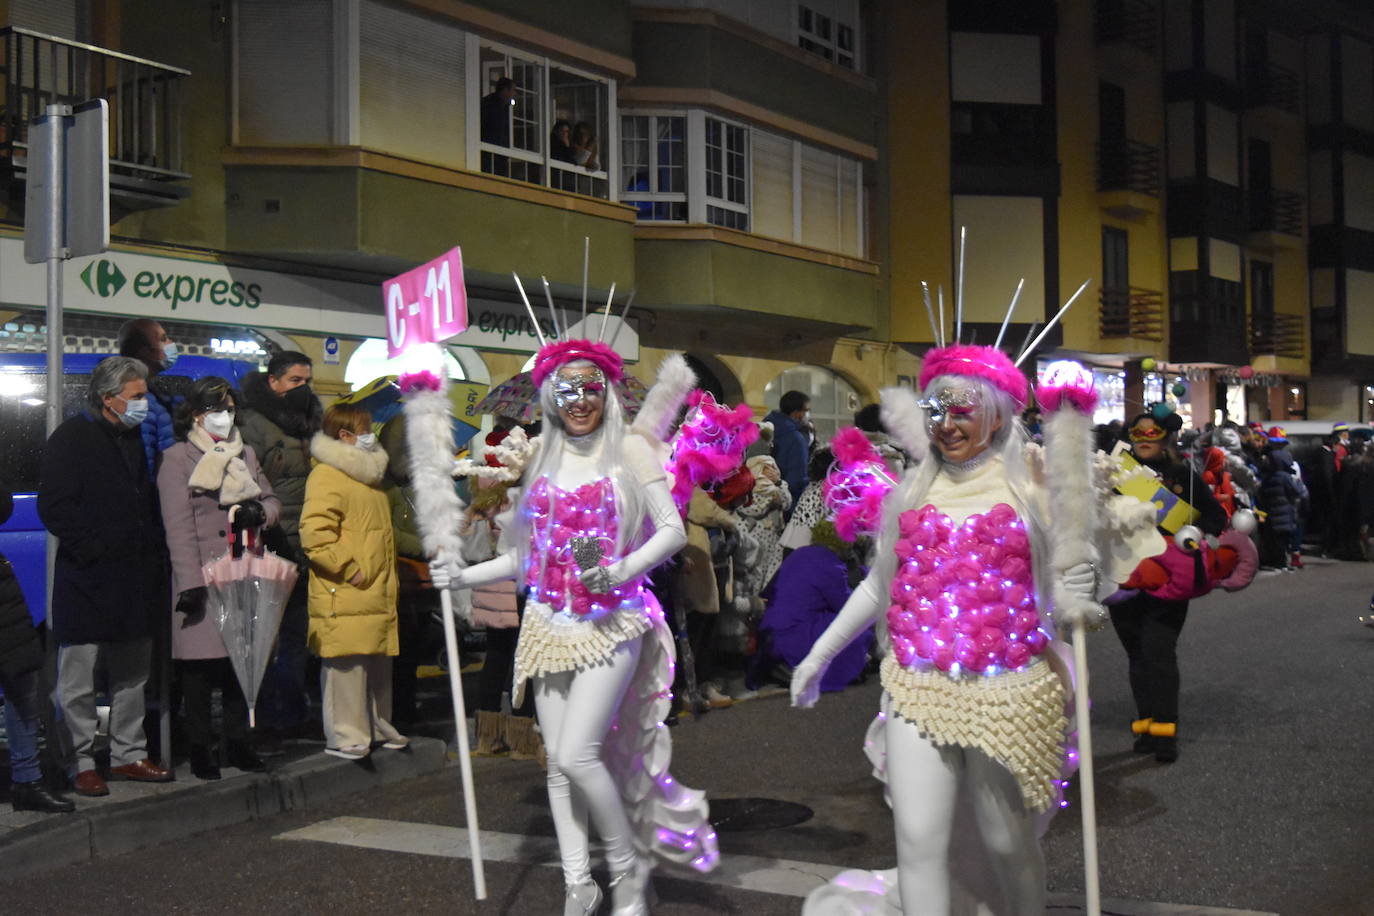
[1099,286,1164,341]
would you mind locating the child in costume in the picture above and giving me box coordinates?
[792,344,1157,915]
[430,341,715,916]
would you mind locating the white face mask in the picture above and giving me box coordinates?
[201,410,234,439]
[355,433,378,450]
[162,341,180,367]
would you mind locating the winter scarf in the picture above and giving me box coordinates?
[240,370,323,439]
[186,424,262,505]
[310,431,389,486]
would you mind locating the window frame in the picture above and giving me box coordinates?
[795,3,859,71]
[619,110,688,222]
[702,113,751,231]
[465,34,617,201]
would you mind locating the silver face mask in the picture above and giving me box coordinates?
[552,370,608,410]
[920,387,983,438]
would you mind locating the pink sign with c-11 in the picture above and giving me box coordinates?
[383,246,468,358]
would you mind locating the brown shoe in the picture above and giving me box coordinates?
[109,759,173,782]
[73,769,109,797]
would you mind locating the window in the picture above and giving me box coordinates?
[473,40,611,199]
[798,4,856,69]
[620,114,686,221]
[705,117,748,230]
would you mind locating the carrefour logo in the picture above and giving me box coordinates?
[79,258,262,310]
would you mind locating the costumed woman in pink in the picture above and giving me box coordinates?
[792,344,1157,915]
[431,340,715,916]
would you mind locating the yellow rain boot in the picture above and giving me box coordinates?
[1131,718,1154,754]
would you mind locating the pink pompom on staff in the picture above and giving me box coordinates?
[824,426,897,542]
[667,390,759,511]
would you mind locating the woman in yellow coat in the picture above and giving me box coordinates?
[300,403,405,759]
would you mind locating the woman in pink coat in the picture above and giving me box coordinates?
[158,377,281,779]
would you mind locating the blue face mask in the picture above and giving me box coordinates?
[113,394,149,428]
[162,341,179,368]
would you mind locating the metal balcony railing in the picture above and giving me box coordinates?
[1095,0,1158,53]
[1099,286,1164,341]
[1097,139,1161,196]
[1246,60,1300,114]
[0,27,190,183]
[1249,187,1304,236]
[1250,312,1305,359]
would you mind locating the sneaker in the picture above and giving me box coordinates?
[324,745,369,760]
[381,736,410,750]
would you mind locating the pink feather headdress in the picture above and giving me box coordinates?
[668,390,760,511]
[531,338,625,387]
[919,344,1028,409]
[824,426,896,542]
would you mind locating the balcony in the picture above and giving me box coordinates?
[0,28,191,213]
[1095,0,1158,53]
[1099,286,1163,341]
[1245,61,1300,115]
[1250,312,1305,360]
[1097,138,1160,219]
[1168,272,1248,364]
[1247,187,1304,249]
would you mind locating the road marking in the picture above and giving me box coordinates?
[276,815,846,898]
[277,817,1277,914]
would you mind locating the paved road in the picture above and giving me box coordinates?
[1,560,1370,914]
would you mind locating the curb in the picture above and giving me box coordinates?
[0,737,447,882]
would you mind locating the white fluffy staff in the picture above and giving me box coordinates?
[1036,359,1104,916]
[399,365,486,900]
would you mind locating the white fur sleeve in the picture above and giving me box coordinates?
[608,476,686,584]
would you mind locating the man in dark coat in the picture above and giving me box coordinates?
[38,356,173,796]
[764,389,811,519]
[237,350,322,748]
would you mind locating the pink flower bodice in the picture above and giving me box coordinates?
[524,476,642,616]
[886,502,1048,675]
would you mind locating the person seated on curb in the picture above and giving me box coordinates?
[0,479,75,813]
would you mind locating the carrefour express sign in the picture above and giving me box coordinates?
[0,237,383,338]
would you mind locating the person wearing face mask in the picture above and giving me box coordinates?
[764,390,812,520]
[300,404,405,760]
[429,341,717,916]
[789,344,1158,915]
[118,317,185,475]
[156,377,281,779]
[39,356,174,796]
[238,350,323,753]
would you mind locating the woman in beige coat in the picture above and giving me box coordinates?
[300,404,404,759]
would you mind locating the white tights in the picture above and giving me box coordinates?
[533,636,643,885]
[884,697,1045,916]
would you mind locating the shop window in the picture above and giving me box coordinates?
[345,338,467,392]
[475,41,610,199]
[763,364,859,445]
[620,113,686,221]
[705,117,749,231]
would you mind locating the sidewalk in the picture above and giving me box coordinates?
[0,735,450,883]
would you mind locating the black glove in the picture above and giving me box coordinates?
[176,586,208,617]
[232,500,266,530]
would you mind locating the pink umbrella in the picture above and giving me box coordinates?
[201,519,298,727]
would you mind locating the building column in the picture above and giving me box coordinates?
[1123,359,1145,420]
[1187,369,1216,429]
[1266,384,1287,422]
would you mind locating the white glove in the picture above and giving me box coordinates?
[790,657,827,709]
[1061,562,1097,602]
[429,556,465,591]
[578,564,619,594]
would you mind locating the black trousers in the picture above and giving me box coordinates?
[1108,592,1189,725]
[475,591,532,717]
[178,657,248,749]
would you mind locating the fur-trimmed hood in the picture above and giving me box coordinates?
[310,432,389,486]
[240,370,323,439]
